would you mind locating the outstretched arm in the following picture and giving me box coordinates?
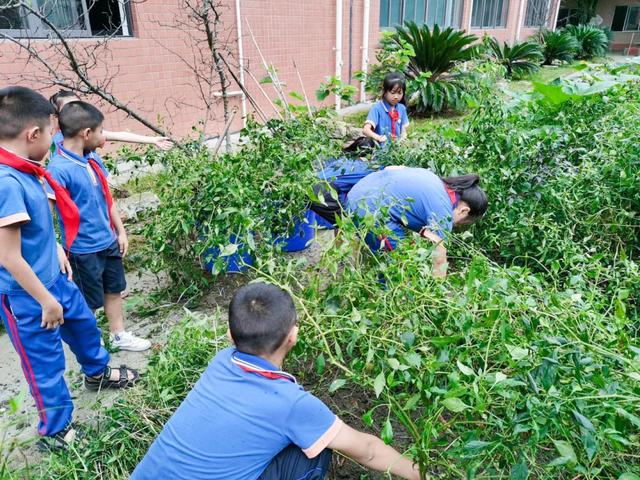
[327,422,422,480]
[104,130,174,150]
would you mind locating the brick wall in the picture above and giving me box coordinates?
[0,0,381,146]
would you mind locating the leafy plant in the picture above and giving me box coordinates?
[534,29,580,65]
[483,36,544,78]
[564,24,610,59]
[316,76,357,104]
[391,22,479,112]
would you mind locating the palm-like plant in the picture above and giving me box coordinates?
[391,21,479,112]
[534,29,580,65]
[564,24,610,59]
[484,37,544,78]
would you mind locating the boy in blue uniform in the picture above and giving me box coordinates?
[132,282,421,480]
[0,86,138,449]
[48,101,150,351]
[363,72,409,144]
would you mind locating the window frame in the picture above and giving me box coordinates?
[379,0,463,29]
[0,0,133,38]
[622,5,640,31]
[471,0,510,29]
[524,0,551,28]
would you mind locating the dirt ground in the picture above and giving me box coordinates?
[0,230,387,478]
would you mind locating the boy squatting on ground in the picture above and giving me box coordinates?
[0,87,138,450]
[132,282,423,480]
[48,101,150,352]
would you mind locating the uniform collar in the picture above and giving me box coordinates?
[231,349,297,383]
[381,99,397,113]
[58,143,89,165]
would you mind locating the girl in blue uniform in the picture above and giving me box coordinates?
[363,72,409,145]
[346,169,487,277]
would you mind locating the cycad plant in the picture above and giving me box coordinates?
[484,37,544,78]
[534,29,580,65]
[392,21,478,112]
[564,24,610,59]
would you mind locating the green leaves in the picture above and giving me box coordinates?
[441,397,470,413]
[550,440,578,467]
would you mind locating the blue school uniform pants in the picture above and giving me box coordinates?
[0,274,109,437]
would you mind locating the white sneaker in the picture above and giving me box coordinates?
[110,331,151,352]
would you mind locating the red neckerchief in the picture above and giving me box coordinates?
[0,147,80,251]
[58,147,115,232]
[388,109,400,139]
[231,350,297,383]
[445,184,458,208]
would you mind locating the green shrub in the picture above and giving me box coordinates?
[142,117,340,295]
[564,24,610,59]
[392,22,479,112]
[483,37,544,78]
[534,29,580,65]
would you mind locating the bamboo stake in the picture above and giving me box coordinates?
[212,108,237,156]
[246,68,284,120]
[218,54,270,124]
[245,19,292,118]
[293,60,312,116]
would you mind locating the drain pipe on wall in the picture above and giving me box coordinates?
[360,0,370,102]
[235,0,247,127]
[335,0,343,110]
[514,0,527,42]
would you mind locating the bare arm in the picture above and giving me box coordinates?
[328,423,421,480]
[420,228,448,278]
[110,203,128,257]
[104,130,173,150]
[0,225,63,329]
[363,123,386,144]
[401,122,409,140]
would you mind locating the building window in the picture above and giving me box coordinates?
[556,7,579,28]
[0,0,132,37]
[524,0,550,27]
[471,0,510,28]
[611,5,640,31]
[380,0,463,28]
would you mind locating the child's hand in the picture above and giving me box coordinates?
[377,135,387,144]
[153,137,174,151]
[41,299,64,330]
[57,244,73,281]
[118,231,129,257]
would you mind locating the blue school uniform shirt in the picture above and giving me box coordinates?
[132,347,342,480]
[365,100,409,139]
[316,156,378,204]
[346,167,454,242]
[0,162,59,294]
[47,144,115,254]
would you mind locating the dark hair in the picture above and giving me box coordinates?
[342,136,377,158]
[49,90,78,114]
[442,174,488,221]
[382,72,406,104]
[58,101,104,138]
[0,86,54,140]
[229,283,298,355]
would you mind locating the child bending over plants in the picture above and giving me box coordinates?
[132,282,422,480]
[363,72,410,144]
[347,170,487,277]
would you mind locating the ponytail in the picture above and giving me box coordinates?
[342,136,377,158]
[442,174,488,220]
